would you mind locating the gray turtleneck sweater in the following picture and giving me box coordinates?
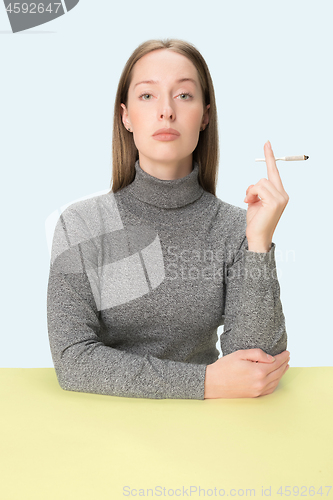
[47,159,287,400]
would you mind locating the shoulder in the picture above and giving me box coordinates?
[201,192,247,262]
[51,192,122,261]
[217,197,246,228]
[202,191,247,232]
[58,191,122,235]
[60,191,115,220]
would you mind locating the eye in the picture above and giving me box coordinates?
[139,93,152,100]
[138,92,193,101]
[179,93,193,100]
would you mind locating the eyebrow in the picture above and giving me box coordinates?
[134,78,197,88]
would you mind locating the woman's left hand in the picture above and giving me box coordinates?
[244,141,289,250]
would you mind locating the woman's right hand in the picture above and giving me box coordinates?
[204,348,290,399]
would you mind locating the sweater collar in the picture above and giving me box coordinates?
[126,159,204,209]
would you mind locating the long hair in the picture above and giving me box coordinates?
[109,38,219,196]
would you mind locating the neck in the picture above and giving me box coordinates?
[124,158,204,209]
[137,155,194,180]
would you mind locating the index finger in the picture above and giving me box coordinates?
[264,140,285,192]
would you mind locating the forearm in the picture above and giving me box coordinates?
[247,240,272,253]
[204,363,223,399]
[48,272,207,400]
[221,242,287,357]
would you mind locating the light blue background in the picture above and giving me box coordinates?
[1,0,332,368]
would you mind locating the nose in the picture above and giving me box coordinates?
[158,95,175,120]
[160,111,174,119]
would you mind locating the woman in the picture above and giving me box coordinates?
[47,38,290,400]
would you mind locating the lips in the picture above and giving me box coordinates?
[153,128,180,136]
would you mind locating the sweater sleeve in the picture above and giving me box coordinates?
[220,233,288,357]
[47,210,207,400]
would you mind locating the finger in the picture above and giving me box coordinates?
[245,178,286,203]
[241,348,279,364]
[245,184,259,203]
[260,364,290,396]
[244,184,274,205]
[258,352,289,375]
[265,358,290,383]
[264,141,285,193]
[273,349,290,359]
[259,383,279,396]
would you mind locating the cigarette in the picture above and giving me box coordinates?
[255,155,309,162]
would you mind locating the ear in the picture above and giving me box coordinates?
[120,103,130,129]
[202,104,210,127]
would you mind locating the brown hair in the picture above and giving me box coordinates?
[109,38,220,196]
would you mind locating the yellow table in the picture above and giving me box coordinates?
[1,367,332,500]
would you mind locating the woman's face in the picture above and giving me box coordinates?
[121,49,210,178]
